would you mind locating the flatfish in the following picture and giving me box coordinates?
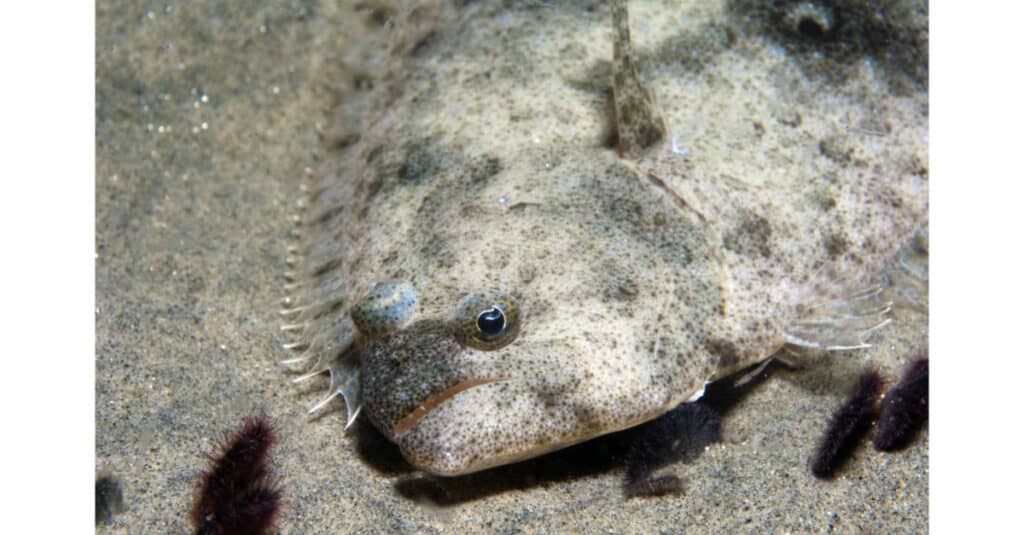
[279,0,927,475]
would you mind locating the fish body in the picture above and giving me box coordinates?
[280,0,927,476]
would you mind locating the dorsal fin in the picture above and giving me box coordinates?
[611,0,666,159]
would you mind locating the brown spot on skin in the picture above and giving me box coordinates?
[399,140,438,182]
[824,233,850,258]
[818,136,853,164]
[467,155,502,183]
[705,338,741,372]
[723,213,773,258]
[600,259,640,303]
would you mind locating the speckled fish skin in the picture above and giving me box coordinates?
[282,0,927,476]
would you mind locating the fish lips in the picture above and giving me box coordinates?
[390,378,559,476]
[360,322,578,476]
[391,376,510,438]
[360,322,516,472]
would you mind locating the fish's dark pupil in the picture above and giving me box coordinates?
[476,307,505,336]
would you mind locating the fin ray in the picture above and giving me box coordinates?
[611,0,666,159]
[785,277,893,351]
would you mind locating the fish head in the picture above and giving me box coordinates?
[358,151,725,475]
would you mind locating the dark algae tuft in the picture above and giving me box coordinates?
[874,355,928,451]
[191,415,282,535]
[811,368,884,478]
[811,353,929,478]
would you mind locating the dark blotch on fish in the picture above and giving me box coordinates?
[811,368,884,478]
[623,402,721,498]
[874,355,928,451]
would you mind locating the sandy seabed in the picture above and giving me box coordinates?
[96,1,927,533]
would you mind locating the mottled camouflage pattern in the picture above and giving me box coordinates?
[280,0,927,475]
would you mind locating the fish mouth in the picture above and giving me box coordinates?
[392,377,509,438]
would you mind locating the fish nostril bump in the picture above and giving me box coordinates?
[351,281,418,338]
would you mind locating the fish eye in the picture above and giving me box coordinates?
[476,307,505,335]
[454,290,520,350]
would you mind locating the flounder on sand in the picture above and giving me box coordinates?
[279,0,927,476]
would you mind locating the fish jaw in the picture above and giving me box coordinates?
[360,317,714,476]
[390,376,705,476]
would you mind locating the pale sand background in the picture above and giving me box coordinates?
[96,1,927,532]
